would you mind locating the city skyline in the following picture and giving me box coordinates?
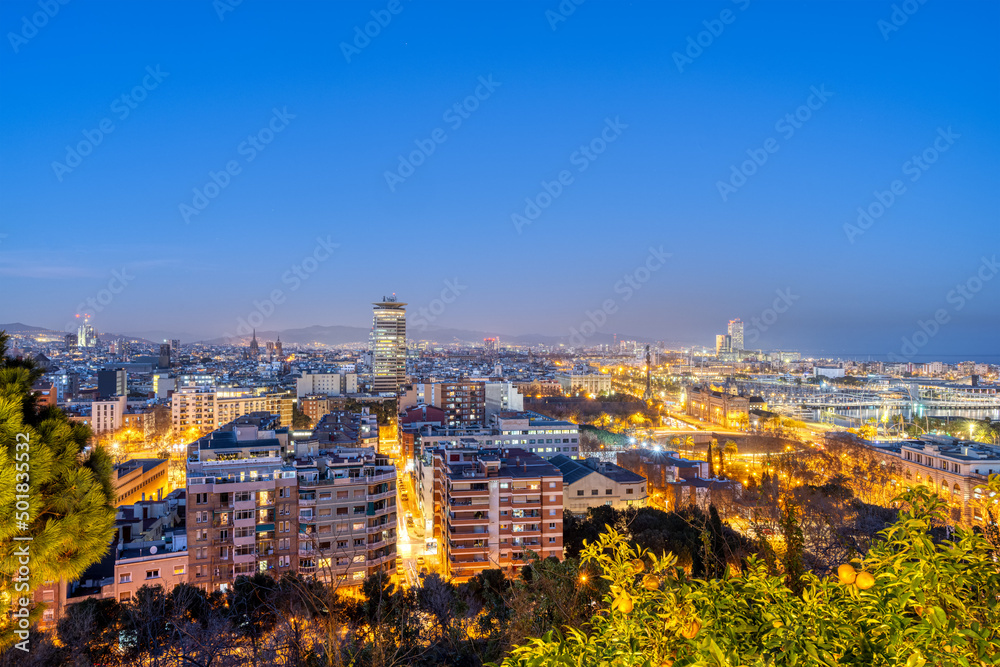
[2,1,998,358]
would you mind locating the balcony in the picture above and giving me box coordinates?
[448,541,488,551]
[449,511,487,523]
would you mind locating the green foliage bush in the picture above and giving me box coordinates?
[499,480,1000,667]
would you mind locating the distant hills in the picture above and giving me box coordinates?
[1,322,649,348]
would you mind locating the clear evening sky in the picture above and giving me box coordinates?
[0,0,997,357]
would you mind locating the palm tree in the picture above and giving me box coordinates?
[0,332,116,648]
[723,440,738,460]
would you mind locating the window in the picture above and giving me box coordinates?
[146,569,160,579]
[120,592,131,601]
[626,488,634,495]
[174,565,186,575]
[119,573,131,584]
[549,522,556,529]
[591,489,598,496]
[549,537,556,543]
[576,490,584,496]
[336,507,348,516]
[606,489,613,495]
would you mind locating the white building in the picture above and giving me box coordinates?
[555,372,611,395]
[92,396,128,434]
[484,381,524,421]
[296,372,358,399]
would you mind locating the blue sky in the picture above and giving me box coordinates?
[0,0,997,356]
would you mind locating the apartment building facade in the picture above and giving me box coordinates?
[92,395,128,434]
[186,426,299,591]
[172,386,293,434]
[400,381,487,427]
[293,449,398,585]
[296,371,359,399]
[431,447,563,582]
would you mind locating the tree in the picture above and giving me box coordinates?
[779,500,806,595]
[0,331,116,650]
[291,404,312,429]
[498,482,1000,667]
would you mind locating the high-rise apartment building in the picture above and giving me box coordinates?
[432,447,563,582]
[728,318,744,352]
[371,297,407,395]
[399,381,486,427]
[293,448,398,585]
[186,417,297,591]
[185,413,397,592]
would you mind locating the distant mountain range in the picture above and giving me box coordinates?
[1,322,651,348]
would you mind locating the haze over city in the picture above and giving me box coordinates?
[1,1,998,358]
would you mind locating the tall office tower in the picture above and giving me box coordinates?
[715,335,731,355]
[64,333,76,351]
[728,319,744,352]
[117,338,131,361]
[170,339,181,363]
[371,297,407,395]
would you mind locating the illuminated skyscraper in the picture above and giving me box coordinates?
[728,319,744,352]
[371,296,407,395]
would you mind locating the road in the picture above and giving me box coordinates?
[394,473,431,586]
